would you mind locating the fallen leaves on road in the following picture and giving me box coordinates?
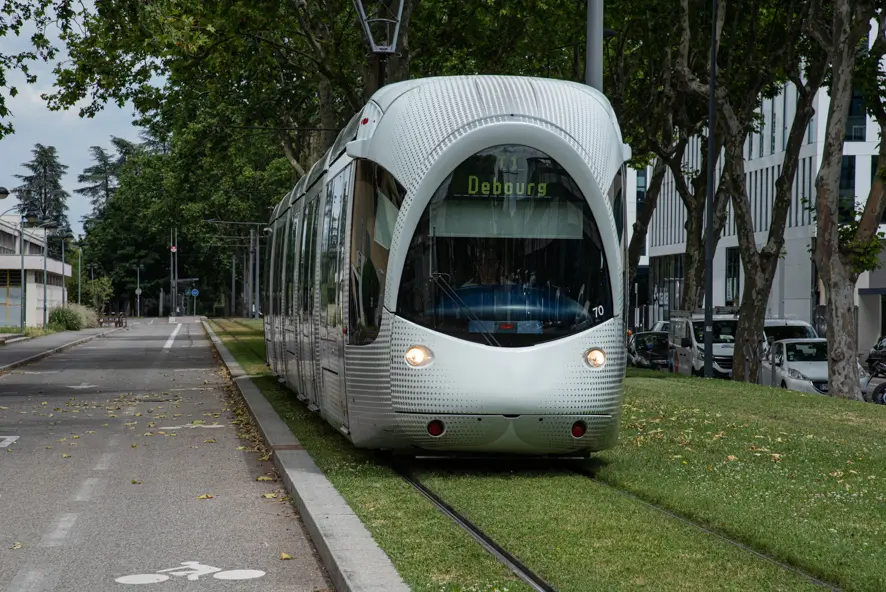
[62,454,71,458]
[10,542,23,550]
[131,480,142,485]
[236,446,249,451]
[280,552,292,560]
[263,493,278,499]
[143,432,154,437]
[131,444,137,448]
[256,476,273,482]
[197,493,213,500]
[72,435,80,439]
[204,439,216,444]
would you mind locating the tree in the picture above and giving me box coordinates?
[75,146,116,219]
[810,0,884,400]
[13,144,70,258]
[0,1,76,138]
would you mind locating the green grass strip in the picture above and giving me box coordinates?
[598,372,886,590]
[208,319,531,592]
[419,468,819,591]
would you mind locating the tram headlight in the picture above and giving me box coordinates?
[584,348,606,368]
[405,345,434,367]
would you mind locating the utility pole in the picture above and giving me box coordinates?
[231,255,236,317]
[242,251,247,317]
[247,229,254,318]
[174,227,179,316]
[77,245,81,305]
[353,0,404,95]
[254,232,260,319]
[169,228,174,317]
[703,0,718,379]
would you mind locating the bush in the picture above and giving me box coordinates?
[49,307,83,331]
[67,303,99,328]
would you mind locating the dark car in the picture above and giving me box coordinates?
[628,331,670,370]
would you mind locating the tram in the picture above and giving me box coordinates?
[263,75,630,455]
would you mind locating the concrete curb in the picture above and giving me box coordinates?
[3,336,32,345]
[0,326,127,374]
[202,320,410,592]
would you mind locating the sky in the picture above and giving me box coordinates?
[0,17,143,238]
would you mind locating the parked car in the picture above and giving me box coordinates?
[651,320,669,333]
[627,331,669,370]
[760,338,870,396]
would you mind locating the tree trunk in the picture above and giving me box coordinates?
[812,0,865,401]
[734,262,768,383]
[681,200,705,310]
[821,262,862,400]
[627,158,666,286]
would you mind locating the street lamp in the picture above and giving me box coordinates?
[703,0,718,379]
[86,263,98,311]
[76,236,83,305]
[59,227,74,307]
[133,263,144,317]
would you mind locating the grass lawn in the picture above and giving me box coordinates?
[207,319,529,592]
[599,370,886,591]
[209,319,886,590]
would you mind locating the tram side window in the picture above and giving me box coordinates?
[320,172,348,330]
[300,200,318,316]
[287,211,299,318]
[608,168,624,242]
[348,160,407,345]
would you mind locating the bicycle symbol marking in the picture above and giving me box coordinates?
[115,562,266,585]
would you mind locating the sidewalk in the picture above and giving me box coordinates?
[0,327,119,371]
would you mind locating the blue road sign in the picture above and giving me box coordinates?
[191,288,199,297]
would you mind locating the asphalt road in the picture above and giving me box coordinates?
[0,318,330,592]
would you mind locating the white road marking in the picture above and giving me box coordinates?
[214,569,266,580]
[163,323,182,349]
[149,319,155,325]
[41,513,78,546]
[0,435,19,448]
[6,569,53,592]
[93,452,115,470]
[116,574,170,584]
[22,371,59,375]
[67,383,97,390]
[73,477,103,501]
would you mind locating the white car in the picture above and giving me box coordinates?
[651,320,669,333]
[761,338,870,396]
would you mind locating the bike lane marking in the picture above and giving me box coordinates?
[40,513,78,547]
[115,562,266,585]
[0,435,19,447]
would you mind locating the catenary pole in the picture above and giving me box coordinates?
[231,254,236,317]
[247,229,254,318]
[255,233,260,319]
[169,228,174,316]
[586,0,603,91]
[77,246,81,305]
[703,0,718,379]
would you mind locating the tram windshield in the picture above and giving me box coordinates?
[396,144,613,347]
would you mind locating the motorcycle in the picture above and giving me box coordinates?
[867,360,886,404]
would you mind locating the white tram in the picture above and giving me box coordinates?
[264,75,631,455]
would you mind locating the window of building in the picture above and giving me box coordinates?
[636,168,647,257]
[807,114,815,144]
[348,160,406,345]
[846,88,867,142]
[725,247,740,305]
[839,155,856,224]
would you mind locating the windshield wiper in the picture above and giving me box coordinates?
[430,273,501,347]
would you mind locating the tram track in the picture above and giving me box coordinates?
[394,455,840,591]
[570,466,840,591]
[211,318,267,363]
[390,461,559,592]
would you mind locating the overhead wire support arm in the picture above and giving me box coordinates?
[352,0,405,55]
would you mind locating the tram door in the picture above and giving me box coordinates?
[289,208,303,392]
[274,211,289,375]
[298,196,320,407]
[318,168,350,428]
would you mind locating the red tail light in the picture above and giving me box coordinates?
[571,421,587,438]
[427,420,445,437]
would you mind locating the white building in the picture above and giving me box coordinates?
[645,67,881,353]
[0,215,72,328]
